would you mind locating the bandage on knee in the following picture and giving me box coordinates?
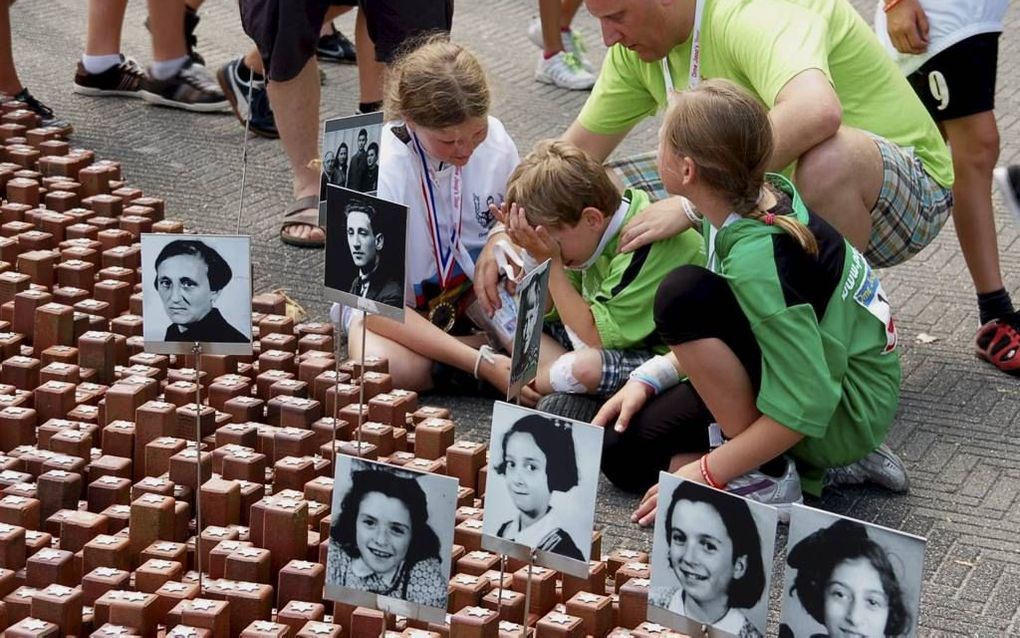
[549,352,589,393]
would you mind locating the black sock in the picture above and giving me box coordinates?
[759,457,787,478]
[236,60,265,84]
[977,288,1014,325]
[358,100,382,114]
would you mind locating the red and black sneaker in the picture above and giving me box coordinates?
[975,311,1020,375]
[73,56,145,98]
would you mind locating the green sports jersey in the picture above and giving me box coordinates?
[563,188,706,351]
[579,0,953,188]
[712,175,901,495]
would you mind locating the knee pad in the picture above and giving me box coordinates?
[549,352,588,393]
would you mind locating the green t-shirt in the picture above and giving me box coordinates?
[560,188,706,351]
[713,175,901,495]
[578,0,953,188]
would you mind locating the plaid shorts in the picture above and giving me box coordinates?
[865,135,954,268]
[545,322,655,396]
[607,151,669,202]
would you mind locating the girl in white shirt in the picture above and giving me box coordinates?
[344,37,536,403]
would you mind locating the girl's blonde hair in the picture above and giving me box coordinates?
[662,79,818,256]
[384,36,490,130]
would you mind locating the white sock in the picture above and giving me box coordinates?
[81,54,123,75]
[149,56,190,80]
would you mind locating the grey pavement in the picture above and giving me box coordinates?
[11,0,1020,634]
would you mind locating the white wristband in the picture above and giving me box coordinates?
[628,354,681,395]
[473,344,496,379]
[487,221,508,240]
[681,197,702,230]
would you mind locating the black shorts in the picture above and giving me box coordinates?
[240,0,454,82]
[906,32,1000,121]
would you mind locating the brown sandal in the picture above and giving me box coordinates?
[279,195,324,248]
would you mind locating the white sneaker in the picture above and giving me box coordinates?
[825,443,910,493]
[726,457,803,523]
[536,51,596,91]
[527,17,595,72]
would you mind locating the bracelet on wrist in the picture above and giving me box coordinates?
[882,0,904,11]
[681,197,703,231]
[473,344,496,379]
[700,454,726,490]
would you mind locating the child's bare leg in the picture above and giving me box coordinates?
[671,338,759,438]
[348,314,435,391]
[537,346,602,395]
[534,335,569,394]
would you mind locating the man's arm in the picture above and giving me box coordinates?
[562,120,631,164]
[767,69,843,172]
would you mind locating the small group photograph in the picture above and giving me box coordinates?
[140,234,253,356]
[508,259,551,401]
[481,401,603,578]
[325,456,458,623]
[324,185,408,321]
[319,111,385,224]
[647,474,778,638]
[778,505,926,638]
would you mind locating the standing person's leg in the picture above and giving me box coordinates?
[75,0,145,98]
[140,0,227,111]
[532,0,594,90]
[354,8,384,112]
[84,0,127,58]
[317,4,356,65]
[0,0,72,131]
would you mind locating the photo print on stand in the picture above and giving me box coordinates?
[319,111,384,227]
[324,185,407,322]
[481,401,603,578]
[140,234,253,355]
[646,473,778,638]
[325,455,458,624]
[779,504,926,638]
[508,259,551,402]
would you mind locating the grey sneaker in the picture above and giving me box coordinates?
[726,456,803,523]
[825,443,909,493]
[140,59,229,113]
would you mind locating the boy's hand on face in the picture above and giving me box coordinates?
[505,203,562,264]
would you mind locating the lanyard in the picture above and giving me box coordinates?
[411,132,464,289]
[661,0,706,98]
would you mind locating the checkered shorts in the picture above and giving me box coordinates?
[865,135,954,268]
[545,322,655,397]
[607,151,669,202]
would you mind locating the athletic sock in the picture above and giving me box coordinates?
[357,101,382,114]
[236,60,265,84]
[149,55,190,81]
[81,54,123,75]
[977,288,1014,325]
[759,458,787,479]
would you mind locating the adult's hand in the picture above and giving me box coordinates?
[618,197,692,253]
[592,380,654,433]
[885,0,929,54]
[630,460,702,527]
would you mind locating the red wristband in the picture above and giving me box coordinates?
[699,454,725,490]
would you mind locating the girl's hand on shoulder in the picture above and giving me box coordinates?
[618,198,690,253]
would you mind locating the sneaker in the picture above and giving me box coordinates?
[140,59,229,113]
[13,88,73,137]
[144,6,204,65]
[535,51,596,91]
[994,165,1020,225]
[527,17,594,72]
[73,56,145,98]
[726,456,803,523]
[317,24,357,64]
[216,58,278,138]
[825,443,909,493]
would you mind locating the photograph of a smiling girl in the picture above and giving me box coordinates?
[648,474,778,638]
[325,456,457,622]
[779,505,925,638]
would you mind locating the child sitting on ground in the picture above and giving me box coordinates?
[498,140,704,397]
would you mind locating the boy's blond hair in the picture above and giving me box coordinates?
[505,140,622,228]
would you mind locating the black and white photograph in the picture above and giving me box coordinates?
[779,505,926,638]
[647,474,778,638]
[324,185,407,321]
[481,401,603,578]
[325,456,457,623]
[319,111,384,226]
[508,259,551,401]
[140,234,253,356]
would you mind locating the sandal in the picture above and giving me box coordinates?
[280,195,324,248]
[974,313,1020,375]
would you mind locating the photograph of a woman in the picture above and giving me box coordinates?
[481,402,603,577]
[648,476,776,638]
[325,458,457,621]
[508,260,550,399]
[779,507,925,638]
[141,234,253,355]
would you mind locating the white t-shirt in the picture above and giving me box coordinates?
[378,116,520,309]
[335,116,519,331]
[874,0,1008,75]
